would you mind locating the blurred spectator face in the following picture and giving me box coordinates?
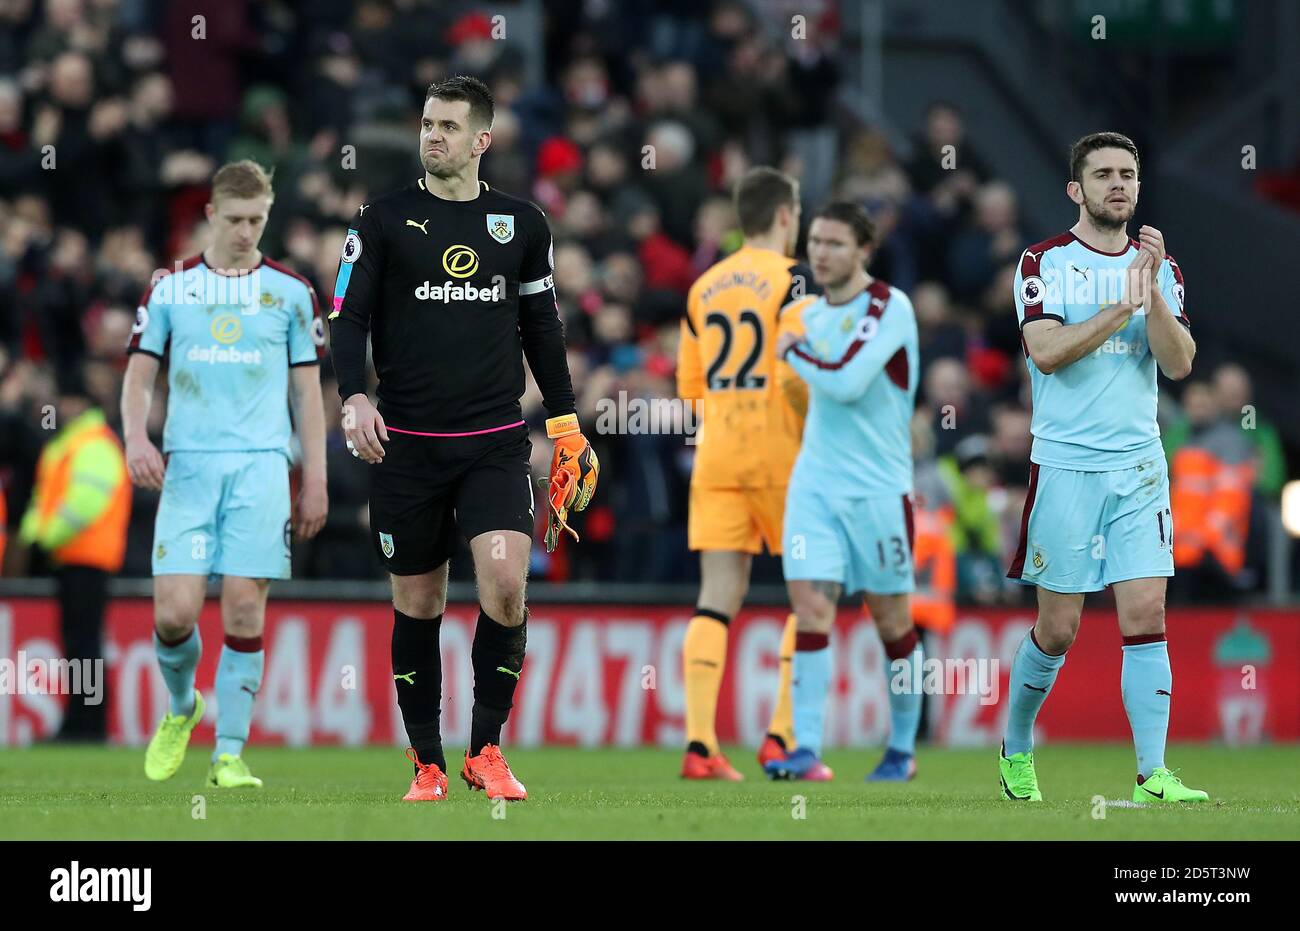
[710,0,753,38]
[1182,382,1217,427]
[661,62,697,111]
[729,36,764,76]
[600,252,641,304]
[1213,364,1252,418]
[563,57,610,109]
[925,358,970,409]
[807,217,868,290]
[356,0,392,30]
[636,65,668,114]
[320,51,361,89]
[565,110,602,149]
[926,104,963,150]
[56,390,93,426]
[559,190,604,239]
[204,195,272,261]
[694,196,735,246]
[587,143,626,189]
[14,193,52,233]
[646,121,694,172]
[0,80,21,133]
[1072,146,1138,230]
[627,204,661,240]
[553,242,595,297]
[420,96,488,180]
[47,0,82,31]
[912,281,952,328]
[91,308,133,359]
[131,72,173,124]
[489,107,519,151]
[991,406,1032,464]
[50,52,95,109]
[593,304,633,344]
[976,182,1017,232]
[50,228,88,273]
[653,322,679,358]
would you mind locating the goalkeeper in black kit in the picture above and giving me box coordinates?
[328,76,598,802]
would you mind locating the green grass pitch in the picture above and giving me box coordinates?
[2,743,1298,840]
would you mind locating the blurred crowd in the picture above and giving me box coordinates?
[0,0,1290,602]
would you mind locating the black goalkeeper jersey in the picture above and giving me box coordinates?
[328,177,575,433]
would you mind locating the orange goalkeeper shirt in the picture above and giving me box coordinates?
[677,245,816,489]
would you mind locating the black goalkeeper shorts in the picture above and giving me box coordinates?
[368,424,535,575]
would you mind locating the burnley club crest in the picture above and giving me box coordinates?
[487,213,515,244]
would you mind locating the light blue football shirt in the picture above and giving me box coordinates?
[1014,232,1189,471]
[127,254,324,457]
[783,279,919,497]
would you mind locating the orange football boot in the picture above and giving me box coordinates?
[461,744,528,801]
[402,748,448,802]
[681,750,744,781]
[757,734,790,768]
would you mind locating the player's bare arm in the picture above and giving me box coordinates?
[120,351,165,490]
[289,366,328,539]
[1022,249,1153,374]
[1135,225,1195,380]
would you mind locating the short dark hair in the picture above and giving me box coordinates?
[425,74,495,130]
[1069,132,1140,182]
[734,167,798,237]
[811,201,875,247]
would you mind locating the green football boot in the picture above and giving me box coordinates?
[207,753,264,789]
[1133,767,1208,803]
[144,690,206,781]
[999,746,1043,801]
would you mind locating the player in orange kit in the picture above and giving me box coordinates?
[676,167,818,779]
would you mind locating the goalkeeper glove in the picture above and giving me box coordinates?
[541,413,599,553]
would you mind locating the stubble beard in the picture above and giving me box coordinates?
[1083,194,1133,233]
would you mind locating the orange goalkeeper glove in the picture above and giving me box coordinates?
[541,413,599,553]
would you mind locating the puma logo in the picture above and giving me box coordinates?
[358,203,368,214]
[240,686,257,696]
[1023,683,1048,693]
[406,219,429,234]
[496,666,521,680]
[1156,689,1171,696]
[689,660,719,668]
[394,671,416,685]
